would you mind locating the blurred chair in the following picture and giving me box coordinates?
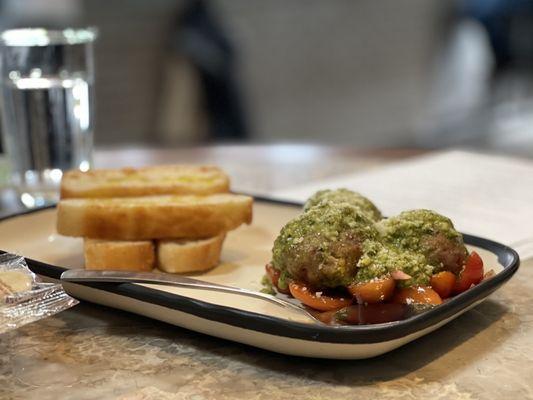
[211,0,452,147]
[8,0,509,150]
[0,0,248,146]
[159,0,248,143]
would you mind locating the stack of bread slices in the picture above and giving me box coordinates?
[56,165,253,273]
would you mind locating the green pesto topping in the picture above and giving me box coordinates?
[355,241,434,286]
[304,189,383,221]
[334,308,349,323]
[260,275,276,295]
[272,204,378,288]
[378,209,462,251]
[271,204,465,290]
[277,270,290,291]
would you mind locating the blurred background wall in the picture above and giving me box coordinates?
[2,0,533,154]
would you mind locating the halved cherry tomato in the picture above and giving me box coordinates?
[393,286,442,305]
[265,264,290,294]
[430,271,456,298]
[335,303,407,325]
[288,282,352,311]
[453,251,484,294]
[312,309,339,324]
[348,277,396,304]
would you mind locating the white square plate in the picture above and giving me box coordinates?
[0,199,520,359]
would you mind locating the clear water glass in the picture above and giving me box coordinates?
[0,28,97,207]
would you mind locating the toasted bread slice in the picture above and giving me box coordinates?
[84,239,155,271]
[57,194,253,240]
[60,165,230,199]
[157,234,225,273]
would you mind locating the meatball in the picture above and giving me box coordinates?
[303,189,383,221]
[272,204,378,289]
[378,209,467,274]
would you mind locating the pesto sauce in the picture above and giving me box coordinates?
[260,275,276,295]
[277,270,290,290]
[271,197,465,289]
[272,204,377,266]
[355,241,434,286]
[378,209,461,252]
[271,204,378,287]
[303,189,383,221]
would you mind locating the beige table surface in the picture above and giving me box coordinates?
[1,145,531,400]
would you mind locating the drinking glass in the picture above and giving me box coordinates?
[0,28,97,207]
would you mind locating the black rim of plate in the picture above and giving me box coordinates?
[0,197,521,344]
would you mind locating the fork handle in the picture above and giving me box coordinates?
[60,269,314,320]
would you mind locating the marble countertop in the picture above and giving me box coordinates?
[1,146,532,400]
[2,257,532,400]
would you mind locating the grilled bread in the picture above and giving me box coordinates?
[57,194,253,240]
[84,239,155,271]
[60,165,230,199]
[157,234,225,273]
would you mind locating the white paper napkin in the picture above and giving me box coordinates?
[270,150,533,259]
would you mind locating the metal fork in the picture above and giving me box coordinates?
[60,269,320,323]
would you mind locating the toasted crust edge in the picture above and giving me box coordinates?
[57,194,253,240]
[157,234,225,273]
[84,239,155,271]
[60,165,230,199]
